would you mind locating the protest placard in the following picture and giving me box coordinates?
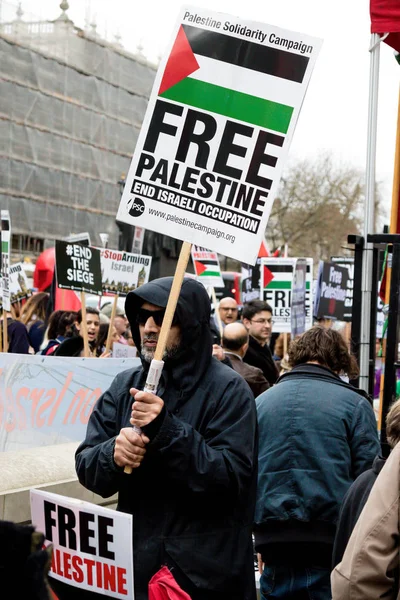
[99,248,151,296]
[261,257,313,333]
[291,258,307,336]
[112,342,137,358]
[116,7,321,265]
[0,262,32,309]
[313,261,349,321]
[191,246,224,288]
[331,256,354,322]
[55,241,102,296]
[1,211,11,352]
[56,241,103,356]
[30,489,134,599]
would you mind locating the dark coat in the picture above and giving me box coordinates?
[332,455,386,568]
[254,364,380,561]
[225,352,269,398]
[75,277,258,600]
[243,335,278,385]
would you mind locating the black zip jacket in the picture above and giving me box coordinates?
[75,277,258,600]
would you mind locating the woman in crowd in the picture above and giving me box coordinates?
[40,310,77,355]
[96,322,120,356]
[20,292,49,353]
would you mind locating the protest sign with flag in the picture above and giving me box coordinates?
[191,246,224,288]
[116,7,322,265]
[261,257,313,333]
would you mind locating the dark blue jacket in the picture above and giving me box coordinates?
[76,277,257,600]
[254,364,380,553]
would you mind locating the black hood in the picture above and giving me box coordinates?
[125,277,213,396]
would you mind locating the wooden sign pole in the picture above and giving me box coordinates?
[80,292,90,357]
[210,287,223,339]
[283,332,288,356]
[2,309,8,353]
[105,295,118,355]
[125,240,192,474]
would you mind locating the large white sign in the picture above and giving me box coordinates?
[0,355,141,452]
[99,248,152,296]
[261,257,313,333]
[116,7,322,264]
[31,490,134,599]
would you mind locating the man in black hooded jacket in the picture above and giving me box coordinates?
[75,277,258,600]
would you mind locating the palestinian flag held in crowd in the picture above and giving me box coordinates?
[191,245,224,288]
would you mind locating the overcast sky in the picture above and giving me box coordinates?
[8,0,400,220]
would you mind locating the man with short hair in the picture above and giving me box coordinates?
[219,297,239,326]
[210,296,239,345]
[222,323,269,398]
[242,300,278,385]
[255,326,380,600]
[76,277,258,600]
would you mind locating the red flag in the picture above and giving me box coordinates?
[272,246,281,257]
[148,566,192,600]
[370,0,400,52]
[258,240,269,258]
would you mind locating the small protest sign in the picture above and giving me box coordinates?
[1,211,11,312]
[55,241,102,296]
[65,232,91,246]
[191,246,224,288]
[313,261,349,321]
[291,258,307,336]
[331,256,354,321]
[261,257,313,333]
[30,489,133,599]
[116,7,322,265]
[0,263,32,308]
[99,248,152,296]
[113,342,137,358]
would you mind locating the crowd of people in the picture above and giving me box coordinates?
[0,292,135,357]
[72,276,386,600]
[3,278,398,600]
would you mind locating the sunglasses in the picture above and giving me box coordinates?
[135,308,179,327]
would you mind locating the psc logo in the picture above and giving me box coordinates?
[128,197,145,218]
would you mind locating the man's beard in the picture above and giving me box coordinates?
[141,333,181,363]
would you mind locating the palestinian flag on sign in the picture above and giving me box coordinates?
[159,23,309,134]
[194,257,221,279]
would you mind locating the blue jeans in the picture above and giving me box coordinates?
[260,565,331,600]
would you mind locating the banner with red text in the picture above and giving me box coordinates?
[30,489,134,598]
[0,355,141,452]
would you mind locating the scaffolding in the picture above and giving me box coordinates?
[0,1,156,253]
